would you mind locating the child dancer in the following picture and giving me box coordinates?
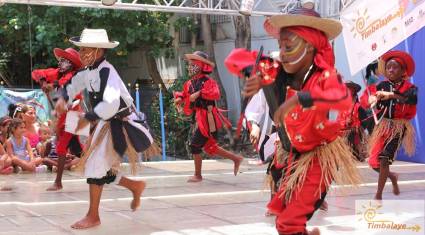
[59,29,155,229]
[365,50,417,200]
[174,51,243,182]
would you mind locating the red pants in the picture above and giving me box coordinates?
[368,133,402,169]
[56,130,82,157]
[268,157,327,235]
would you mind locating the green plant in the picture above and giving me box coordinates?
[0,5,172,86]
[149,72,192,159]
[173,16,199,33]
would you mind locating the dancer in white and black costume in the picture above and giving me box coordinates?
[58,29,154,229]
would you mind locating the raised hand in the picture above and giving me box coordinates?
[242,74,262,98]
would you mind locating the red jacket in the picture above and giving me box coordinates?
[360,79,417,120]
[284,69,352,153]
[32,68,82,133]
[338,102,363,130]
[175,74,230,138]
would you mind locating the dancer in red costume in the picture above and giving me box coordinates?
[32,47,83,191]
[174,51,244,182]
[339,81,368,162]
[242,8,361,235]
[364,50,417,200]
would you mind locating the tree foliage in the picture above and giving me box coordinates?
[0,3,172,86]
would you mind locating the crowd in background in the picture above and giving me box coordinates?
[0,103,79,176]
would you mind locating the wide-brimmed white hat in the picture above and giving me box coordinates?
[69,29,119,49]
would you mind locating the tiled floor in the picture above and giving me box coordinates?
[0,160,424,235]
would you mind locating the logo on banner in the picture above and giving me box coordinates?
[356,200,424,234]
[350,7,404,40]
[341,0,425,75]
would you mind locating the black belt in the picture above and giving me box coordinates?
[108,107,131,121]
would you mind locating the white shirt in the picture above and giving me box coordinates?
[66,60,134,120]
[245,89,274,146]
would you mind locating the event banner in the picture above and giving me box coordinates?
[340,0,425,75]
[0,87,51,123]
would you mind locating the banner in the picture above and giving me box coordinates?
[340,0,425,75]
[0,87,52,123]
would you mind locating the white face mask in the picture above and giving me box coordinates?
[188,63,202,77]
[58,58,72,72]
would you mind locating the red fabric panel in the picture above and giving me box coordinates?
[31,68,60,83]
[201,79,220,100]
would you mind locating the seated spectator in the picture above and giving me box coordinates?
[8,103,24,119]
[37,124,58,170]
[0,116,12,146]
[38,124,79,171]
[0,143,13,175]
[37,124,55,157]
[5,118,44,172]
[21,105,41,148]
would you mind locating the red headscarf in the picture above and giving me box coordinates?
[285,26,334,70]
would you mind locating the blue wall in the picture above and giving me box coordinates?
[396,27,425,163]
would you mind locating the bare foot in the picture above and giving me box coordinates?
[131,181,146,211]
[187,175,203,183]
[308,227,321,235]
[70,216,101,229]
[319,200,328,211]
[392,173,400,196]
[46,183,63,191]
[234,157,244,176]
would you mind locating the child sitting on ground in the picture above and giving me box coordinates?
[37,123,79,171]
[37,124,57,169]
[5,118,44,172]
[0,143,13,175]
[0,143,13,191]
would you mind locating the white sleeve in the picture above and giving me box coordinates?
[245,89,266,124]
[93,72,121,120]
[66,70,87,103]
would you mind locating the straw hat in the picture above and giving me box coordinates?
[70,29,119,49]
[264,7,342,40]
[184,51,215,67]
[53,48,82,69]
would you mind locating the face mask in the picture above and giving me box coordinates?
[280,36,308,65]
[188,63,202,77]
[81,48,99,67]
[58,58,72,72]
